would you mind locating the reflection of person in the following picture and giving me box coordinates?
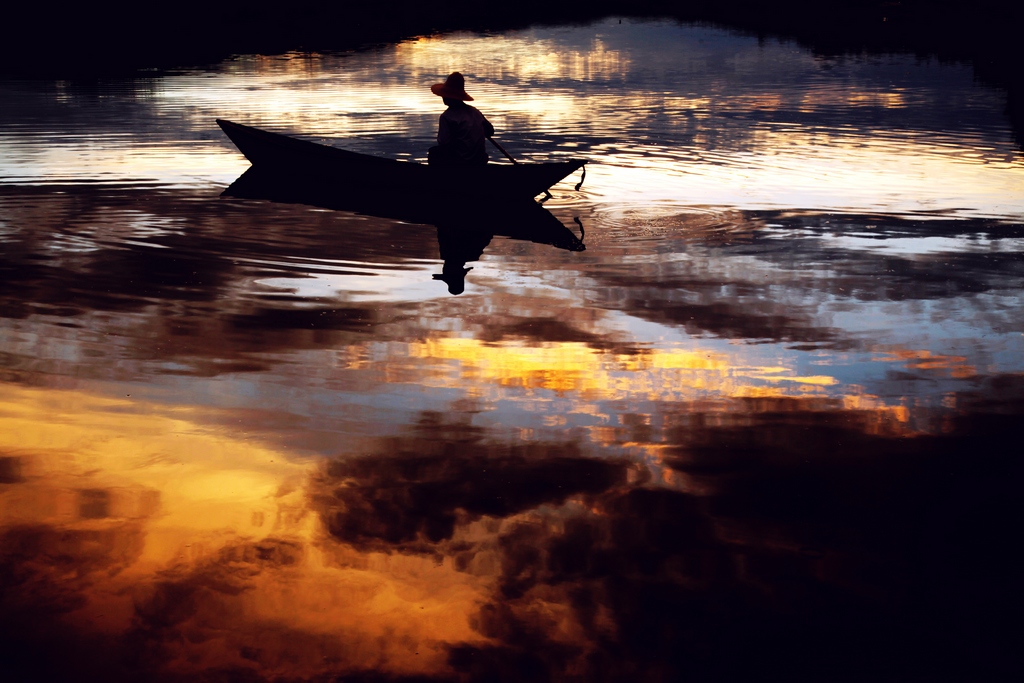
[429,203,586,295]
[428,72,494,167]
[432,263,473,295]
[432,224,493,295]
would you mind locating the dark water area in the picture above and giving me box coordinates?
[2,17,1023,683]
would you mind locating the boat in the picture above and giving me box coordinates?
[216,119,586,201]
[222,165,586,295]
[222,166,585,254]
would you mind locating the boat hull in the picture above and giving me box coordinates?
[216,119,586,201]
[222,166,585,251]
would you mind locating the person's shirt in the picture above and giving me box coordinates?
[437,102,495,165]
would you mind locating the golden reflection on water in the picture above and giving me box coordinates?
[0,384,488,678]
[408,338,839,399]
[393,33,633,83]
[0,372,921,679]
[871,348,977,378]
[796,87,909,111]
[0,359,960,681]
[0,384,311,566]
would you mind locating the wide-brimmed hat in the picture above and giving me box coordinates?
[431,72,474,101]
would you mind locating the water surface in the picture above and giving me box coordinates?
[1,18,1021,682]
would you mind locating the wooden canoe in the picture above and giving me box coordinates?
[216,119,586,201]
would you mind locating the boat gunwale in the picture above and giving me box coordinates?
[216,118,586,199]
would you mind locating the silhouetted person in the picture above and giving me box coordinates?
[428,72,494,167]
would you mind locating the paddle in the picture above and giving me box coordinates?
[489,137,554,201]
[488,137,517,165]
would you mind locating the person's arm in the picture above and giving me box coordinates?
[438,113,452,145]
[483,116,495,138]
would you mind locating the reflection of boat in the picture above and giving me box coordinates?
[216,119,586,201]
[222,166,585,295]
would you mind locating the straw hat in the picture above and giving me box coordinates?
[431,72,474,101]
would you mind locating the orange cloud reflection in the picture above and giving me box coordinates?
[0,383,487,679]
[871,348,977,378]
[407,338,839,402]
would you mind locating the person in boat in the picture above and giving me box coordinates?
[428,72,494,167]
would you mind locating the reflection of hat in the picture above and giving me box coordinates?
[430,72,474,101]
[432,265,472,295]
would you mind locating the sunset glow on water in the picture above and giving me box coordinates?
[1,17,1022,683]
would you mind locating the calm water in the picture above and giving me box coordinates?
[1,18,1022,682]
